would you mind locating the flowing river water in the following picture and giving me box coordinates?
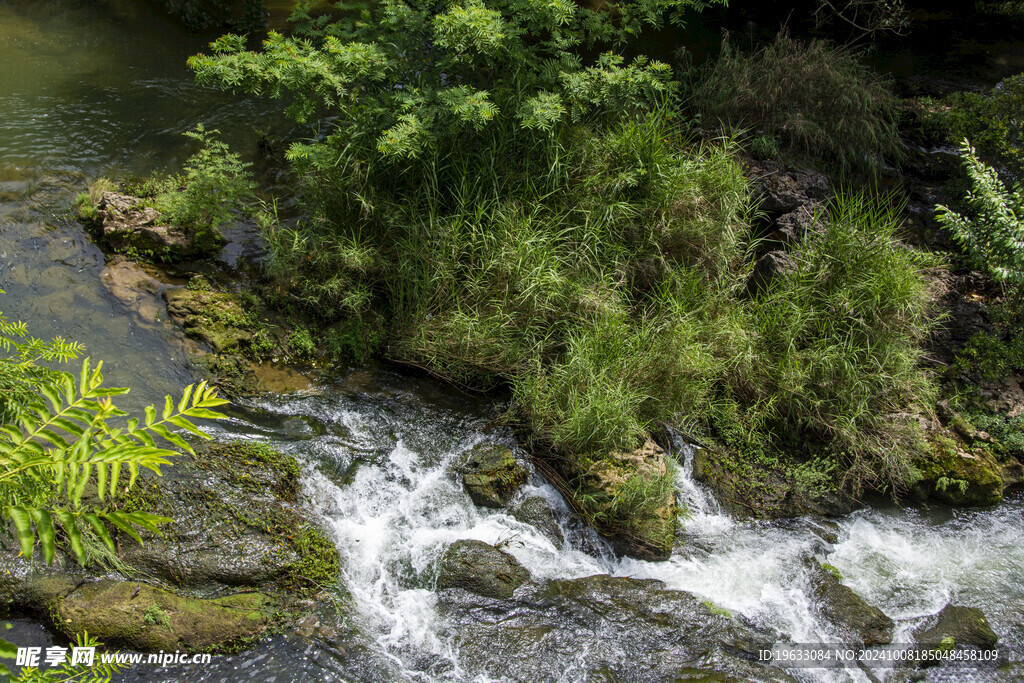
[2,1,1023,681]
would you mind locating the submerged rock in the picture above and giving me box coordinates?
[438,574,793,681]
[96,191,211,260]
[914,604,998,651]
[57,581,276,652]
[456,443,529,508]
[808,562,893,646]
[436,540,530,599]
[511,496,564,546]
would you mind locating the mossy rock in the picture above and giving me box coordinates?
[914,434,1004,506]
[511,496,564,546]
[690,445,859,519]
[456,443,529,509]
[56,581,277,652]
[436,540,530,600]
[164,287,253,353]
[116,441,339,591]
[566,439,678,561]
[808,561,893,646]
[914,604,998,651]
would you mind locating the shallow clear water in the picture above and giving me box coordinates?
[2,2,1023,681]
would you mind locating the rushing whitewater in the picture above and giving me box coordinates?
[225,376,1024,683]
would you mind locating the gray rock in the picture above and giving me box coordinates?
[747,251,796,295]
[512,496,564,546]
[753,168,830,215]
[437,574,795,682]
[436,540,530,599]
[97,192,207,259]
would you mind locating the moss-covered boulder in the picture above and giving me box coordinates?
[117,442,339,591]
[456,444,529,509]
[567,439,678,561]
[913,433,1004,506]
[164,287,254,354]
[691,445,860,519]
[914,604,998,650]
[436,540,530,599]
[56,581,276,652]
[808,562,893,646]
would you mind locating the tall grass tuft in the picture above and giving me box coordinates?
[681,33,904,177]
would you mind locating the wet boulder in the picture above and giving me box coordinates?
[808,562,894,646]
[456,443,529,509]
[96,191,211,259]
[436,540,530,600]
[57,580,277,652]
[511,496,564,546]
[914,604,998,651]
[118,442,339,590]
[437,574,794,682]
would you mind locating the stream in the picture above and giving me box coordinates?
[1,1,1023,681]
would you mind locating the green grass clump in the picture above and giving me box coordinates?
[748,194,939,492]
[681,33,904,176]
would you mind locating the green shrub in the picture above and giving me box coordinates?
[681,33,903,176]
[952,331,1024,381]
[287,324,317,360]
[152,125,256,250]
[936,140,1024,290]
[942,74,1024,176]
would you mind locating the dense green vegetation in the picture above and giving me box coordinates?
[680,32,903,175]
[181,0,949,508]
[937,140,1024,289]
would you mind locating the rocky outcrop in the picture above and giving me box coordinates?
[164,287,254,354]
[95,192,212,260]
[808,562,894,646]
[752,166,830,216]
[57,581,276,652]
[437,574,794,682]
[565,439,679,561]
[456,443,529,509]
[436,540,530,599]
[914,604,998,650]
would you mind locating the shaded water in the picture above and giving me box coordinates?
[2,1,1024,681]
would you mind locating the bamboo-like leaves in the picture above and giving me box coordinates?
[0,359,227,565]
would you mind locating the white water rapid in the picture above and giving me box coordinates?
[238,378,1024,683]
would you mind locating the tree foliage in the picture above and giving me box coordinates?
[189,0,724,159]
[0,310,228,566]
[937,139,1024,289]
